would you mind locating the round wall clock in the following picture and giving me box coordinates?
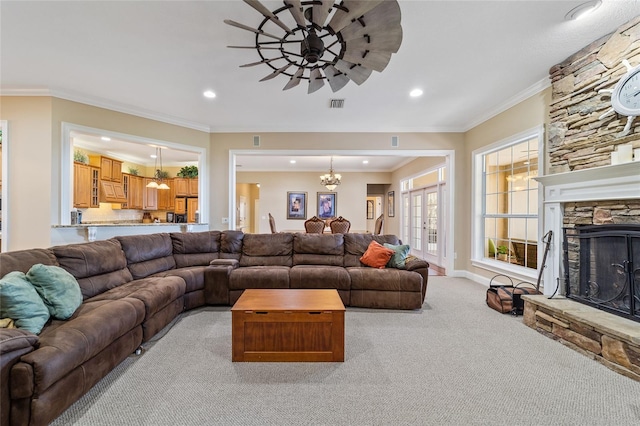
[599,59,640,137]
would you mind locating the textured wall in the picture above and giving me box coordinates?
[548,16,640,173]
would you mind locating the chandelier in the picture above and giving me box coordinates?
[146,147,170,190]
[224,0,403,94]
[320,157,341,191]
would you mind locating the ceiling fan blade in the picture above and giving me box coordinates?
[227,45,282,50]
[312,0,333,28]
[334,59,372,85]
[339,0,401,41]
[342,50,391,72]
[224,19,282,41]
[327,0,385,33]
[283,0,306,27]
[259,63,293,82]
[344,29,403,54]
[283,68,304,90]
[308,67,325,94]
[240,57,283,68]
[243,0,292,34]
[324,65,350,93]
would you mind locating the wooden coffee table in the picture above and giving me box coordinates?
[231,289,345,362]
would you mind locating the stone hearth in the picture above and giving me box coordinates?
[522,295,640,381]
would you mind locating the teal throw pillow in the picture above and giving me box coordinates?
[383,243,411,269]
[0,271,51,334]
[26,264,82,320]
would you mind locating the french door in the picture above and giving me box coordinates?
[408,184,446,268]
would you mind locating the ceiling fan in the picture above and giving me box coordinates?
[225,0,403,94]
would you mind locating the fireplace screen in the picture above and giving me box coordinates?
[563,225,640,322]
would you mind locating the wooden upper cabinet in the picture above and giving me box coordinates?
[187,197,199,223]
[174,197,186,214]
[143,178,158,210]
[157,179,175,210]
[188,178,198,196]
[74,162,92,208]
[100,156,123,182]
[128,175,144,210]
[175,178,198,197]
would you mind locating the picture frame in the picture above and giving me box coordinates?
[366,200,374,220]
[388,191,395,217]
[287,191,307,220]
[317,192,337,219]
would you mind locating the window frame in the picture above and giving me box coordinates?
[471,126,544,280]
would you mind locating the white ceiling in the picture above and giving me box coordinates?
[2,1,639,170]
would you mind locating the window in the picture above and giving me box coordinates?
[473,128,542,273]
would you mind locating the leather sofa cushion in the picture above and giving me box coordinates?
[220,230,244,260]
[347,267,423,292]
[0,248,58,278]
[290,265,351,290]
[240,233,293,267]
[53,239,133,299]
[86,276,186,318]
[154,266,207,293]
[293,233,344,266]
[116,234,176,279]
[19,297,145,394]
[343,234,401,267]
[171,231,221,267]
[229,266,290,290]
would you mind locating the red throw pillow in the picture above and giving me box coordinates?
[360,241,395,269]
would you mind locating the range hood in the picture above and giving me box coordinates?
[100,181,127,203]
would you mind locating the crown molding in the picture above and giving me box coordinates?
[463,77,551,132]
[0,86,212,133]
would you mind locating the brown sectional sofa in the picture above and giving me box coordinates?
[0,230,429,426]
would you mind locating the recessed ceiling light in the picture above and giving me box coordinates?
[565,0,601,21]
[101,136,111,141]
[150,154,157,159]
[362,160,369,164]
[203,90,216,98]
[410,88,423,97]
[290,160,296,164]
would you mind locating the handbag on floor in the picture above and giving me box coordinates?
[486,276,540,315]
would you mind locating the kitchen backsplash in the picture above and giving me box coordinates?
[79,203,144,223]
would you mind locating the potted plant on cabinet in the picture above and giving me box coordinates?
[177,165,198,178]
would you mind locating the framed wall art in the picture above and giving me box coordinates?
[317,192,337,219]
[287,191,307,220]
[388,191,395,217]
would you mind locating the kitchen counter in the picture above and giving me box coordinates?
[51,222,210,245]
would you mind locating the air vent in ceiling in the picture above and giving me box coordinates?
[329,99,345,109]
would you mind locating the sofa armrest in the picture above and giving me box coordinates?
[204,261,239,305]
[1,329,39,426]
[405,258,430,304]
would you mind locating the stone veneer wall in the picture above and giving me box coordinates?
[563,199,640,227]
[523,296,640,382]
[548,16,640,174]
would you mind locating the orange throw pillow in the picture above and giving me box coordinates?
[360,241,395,269]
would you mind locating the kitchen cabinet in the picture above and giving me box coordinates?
[129,175,144,210]
[74,162,92,208]
[175,178,198,197]
[143,178,157,210]
[157,178,175,210]
[187,198,199,223]
[102,181,126,201]
[123,174,144,210]
[174,197,186,214]
[100,156,123,183]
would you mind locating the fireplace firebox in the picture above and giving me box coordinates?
[563,224,640,322]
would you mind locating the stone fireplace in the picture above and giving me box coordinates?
[521,13,640,383]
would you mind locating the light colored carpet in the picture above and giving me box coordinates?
[51,277,640,425]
